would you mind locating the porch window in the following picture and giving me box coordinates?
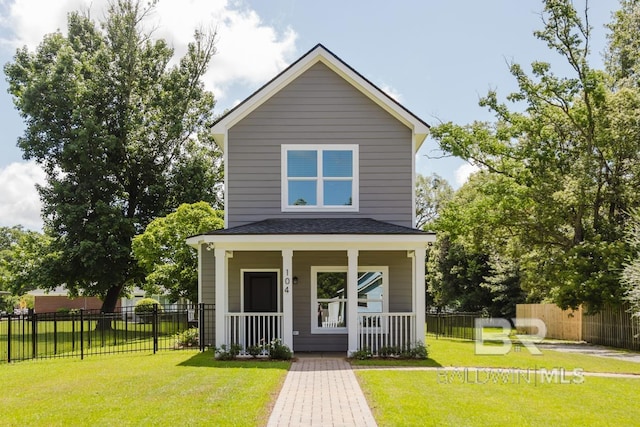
[281,144,359,211]
[311,266,388,334]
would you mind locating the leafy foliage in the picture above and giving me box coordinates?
[134,297,162,315]
[622,210,640,318]
[0,226,54,296]
[4,1,221,311]
[429,0,640,313]
[415,173,453,230]
[267,339,292,360]
[174,327,199,348]
[132,202,223,303]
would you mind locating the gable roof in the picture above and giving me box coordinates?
[211,44,430,152]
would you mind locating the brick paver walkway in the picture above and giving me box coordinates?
[267,356,377,427]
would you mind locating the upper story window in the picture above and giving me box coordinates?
[281,144,359,211]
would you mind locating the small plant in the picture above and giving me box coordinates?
[268,338,292,360]
[215,343,242,360]
[351,347,373,360]
[247,344,263,358]
[174,327,199,348]
[379,346,400,358]
[409,342,429,359]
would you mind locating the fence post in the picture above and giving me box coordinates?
[152,304,158,354]
[198,303,205,352]
[7,315,11,363]
[31,310,37,360]
[80,309,84,360]
[53,312,58,355]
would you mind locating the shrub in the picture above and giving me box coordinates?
[351,347,373,360]
[174,328,199,348]
[410,342,429,359]
[247,344,263,358]
[134,298,163,315]
[215,343,242,360]
[268,339,292,360]
[379,346,400,358]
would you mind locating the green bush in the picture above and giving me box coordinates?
[215,343,243,360]
[379,346,400,358]
[351,347,373,360]
[247,344,263,358]
[134,298,163,315]
[174,328,199,348]
[409,342,429,359]
[268,339,292,360]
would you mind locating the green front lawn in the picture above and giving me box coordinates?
[0,351,289,426]
[354,336,640,374]
[358,370,640,426]
[355,336,640,426]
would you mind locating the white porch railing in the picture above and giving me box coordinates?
[357,312,416,355]
[225,313,283,355]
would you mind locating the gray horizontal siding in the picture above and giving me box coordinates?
[227,62,413,228]
[227,252,282,312]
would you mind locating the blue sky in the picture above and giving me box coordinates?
[0,0,620,229]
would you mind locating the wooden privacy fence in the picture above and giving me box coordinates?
[516,304,582,341]
[516,303,640,351]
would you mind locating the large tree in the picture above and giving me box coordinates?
[4,0,220,312]
[430,0,640,312]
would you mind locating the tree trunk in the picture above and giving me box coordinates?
[101,284,124,312]
[96,284,124,330]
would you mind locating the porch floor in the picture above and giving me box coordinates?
[267,356,377,427]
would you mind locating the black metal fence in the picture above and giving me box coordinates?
[426,312,482,340]
[0,303,215,363]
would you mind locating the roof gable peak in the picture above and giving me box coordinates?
[211,44,429,152]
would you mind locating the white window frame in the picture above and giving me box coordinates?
[310,266,388,334]
[281,144,359,212]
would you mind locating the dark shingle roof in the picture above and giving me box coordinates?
[204,218,432,235]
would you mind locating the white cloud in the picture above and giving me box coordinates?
[0,161,45,230]
[378,83,403,103]
[455,162,480,186]
[0,0,298,104]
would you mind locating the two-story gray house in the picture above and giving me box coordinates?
[187,44,435,356]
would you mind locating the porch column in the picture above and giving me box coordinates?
[281,249,294,351]
[414,247,426,344]
[214,248,227,348]
[197,245,203,303]
[347,248,359,355]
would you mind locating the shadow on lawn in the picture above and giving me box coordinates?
[177,350,291,369]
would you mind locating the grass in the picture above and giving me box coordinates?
[358,371,640,426]
[353,336,640,374]
[0,350,289,426]
[355,336,640,426]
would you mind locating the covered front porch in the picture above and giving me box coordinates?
[187,218,435,356]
